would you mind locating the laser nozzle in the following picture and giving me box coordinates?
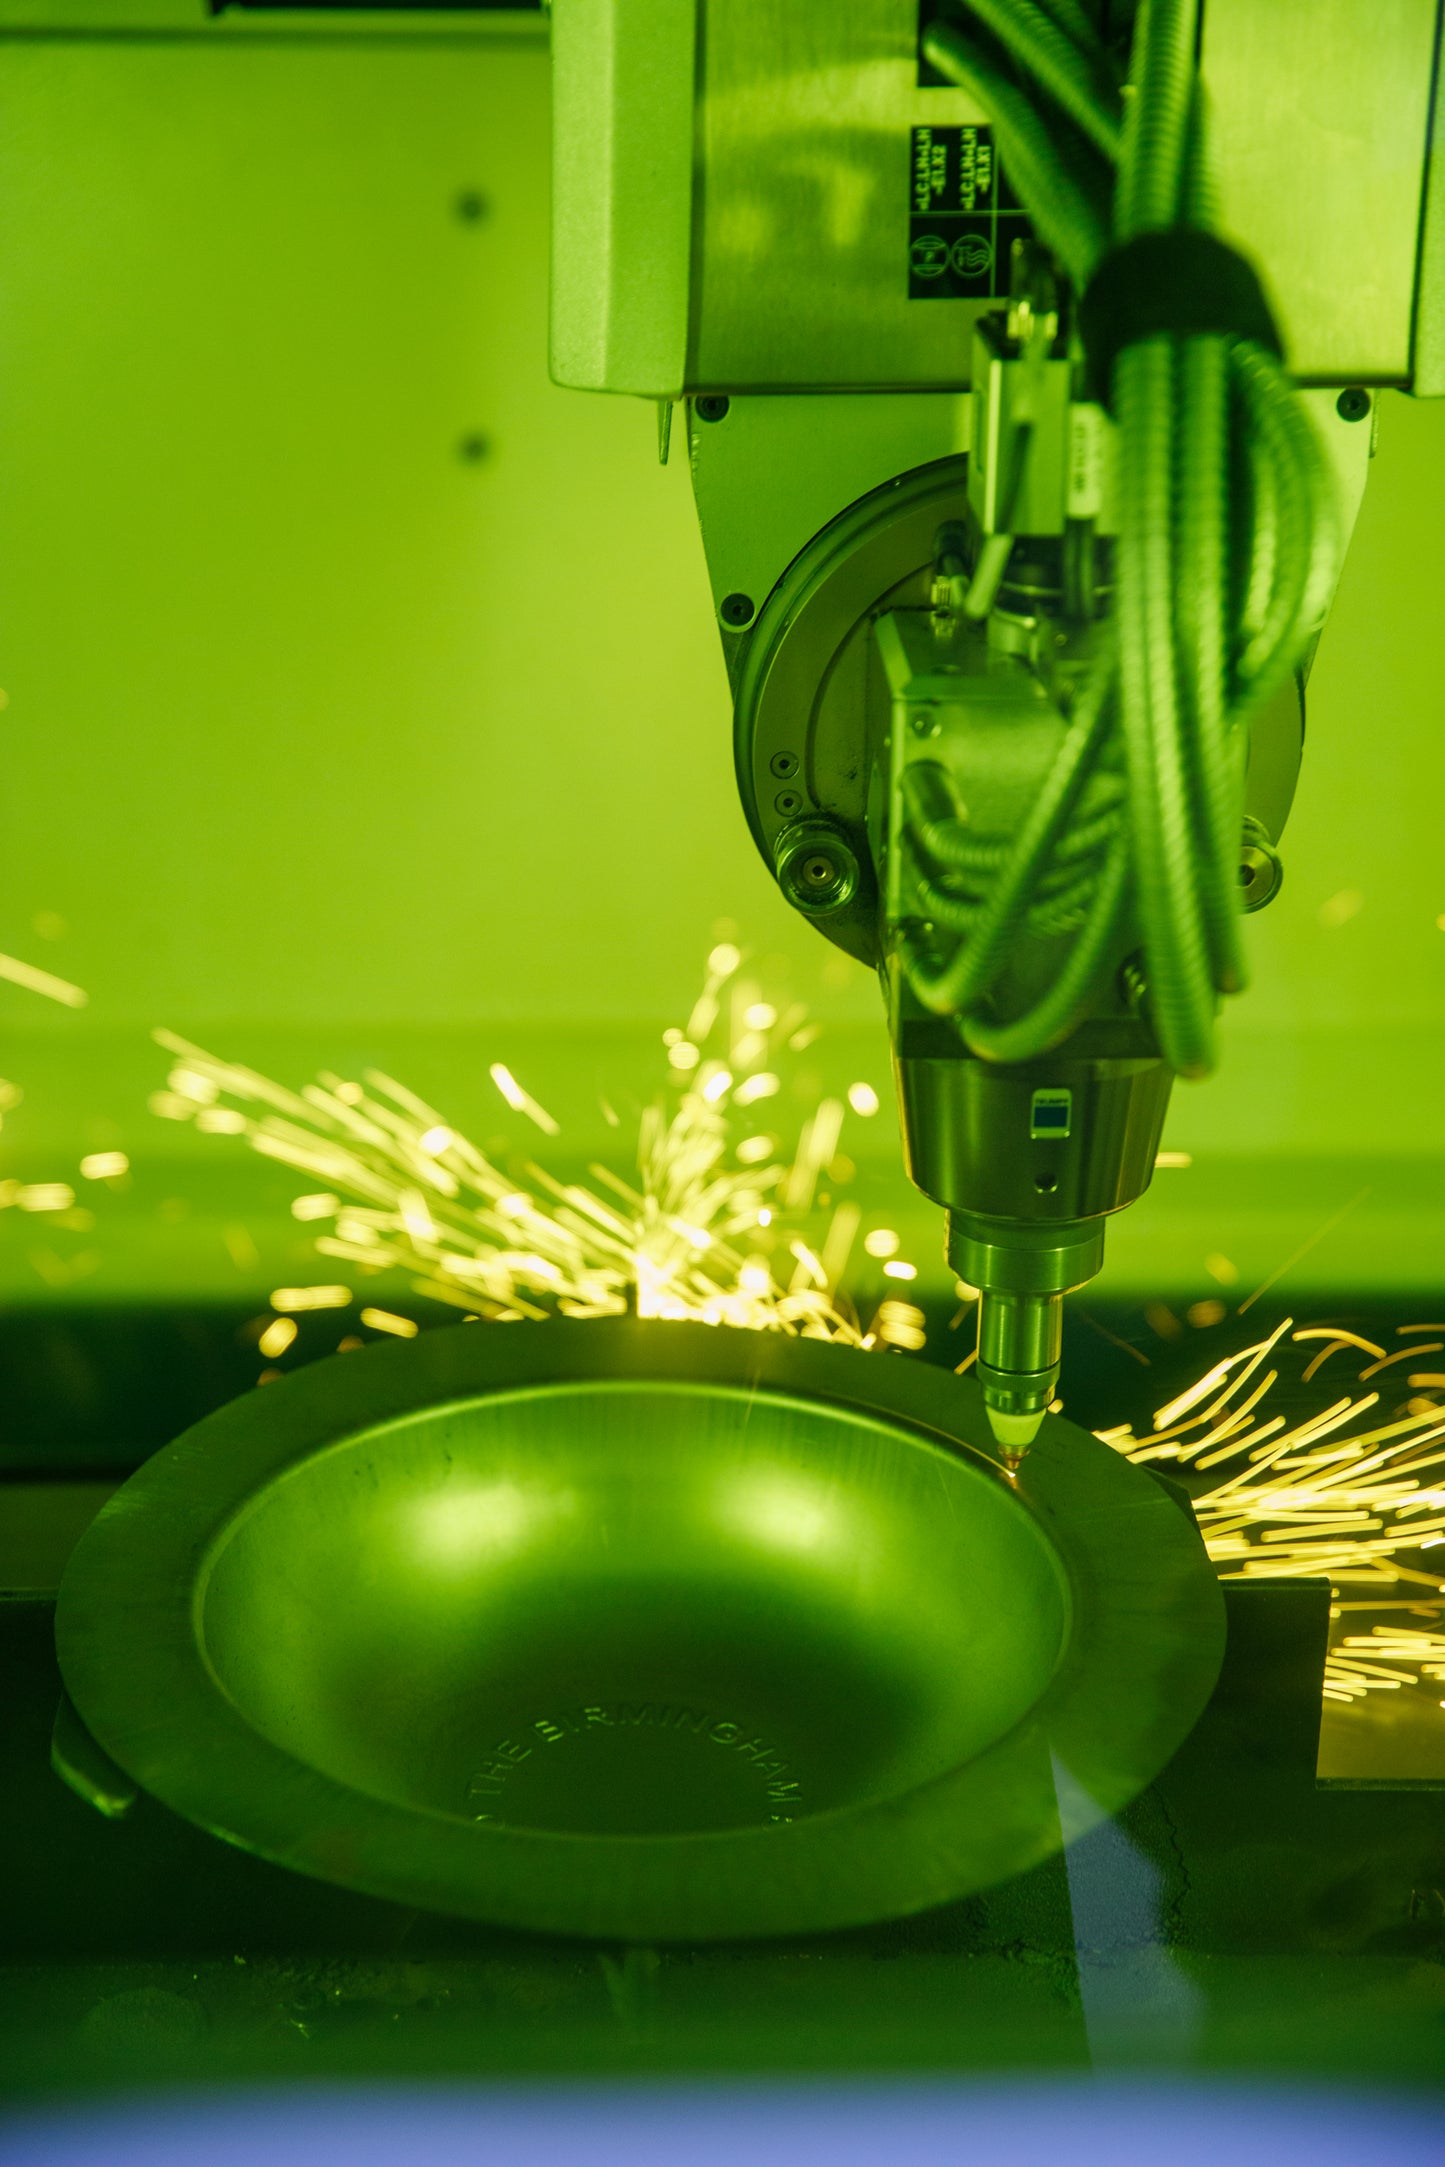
[948,1213,1108,1467]
[982,1395,1049,1456]
[976,1291,1059,1460]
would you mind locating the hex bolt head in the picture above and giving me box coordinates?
[695,395,731,423]
[1336,387,1371,422]
[720,593,756,629]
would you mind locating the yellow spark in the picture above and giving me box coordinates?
[1109,1324,1445,1647]
[820,1201,861,1288]
[258,1316,298,1359]
[1153,1349,1251,1431]
[291,1192,338,1220]
[155,968,888,1353]
[1323,1626,1445,1701]
[1319,887,1363,928]
[17,1183,74,1212]
[1238,1190,1371,1315]
[79,1151,128,1180]
[686,992,719,1043]
[1294,1327,1386,1355]
[743,1003,777,1030]
[1361,1344,1440,1379]
[876,1299,927,1351]
[707,943,741,977]
[1154,1150,1192,1168]
[786,1099,844,1211]
[0,953,87,1007]
[847,1082,880,1117]
[169,1067,218,1105]
[269,1285,353,1313]
[864,1228,901,1258]
[195,1107,247,1135]
[1298,1329,1386,1382]
[489,1063,560,1136]
[399,1188,437,1242]
[149,1092,195,1122]
[883,1259,918,1281]
[360,1308,419,1338]
[224,1224,261,1271]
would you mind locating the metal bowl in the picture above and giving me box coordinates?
[56,1320,1223,1940]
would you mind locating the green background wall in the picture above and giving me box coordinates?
[0,3,1442,1305]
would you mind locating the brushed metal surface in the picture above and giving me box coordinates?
[56,1320,1224,1942]
[549,0,698,395]
[1201,0,1438,384]
[692,0,995,390]
[689,391,972,623]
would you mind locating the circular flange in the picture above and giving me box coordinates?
[56,1319,1223,1942]
[734,456,973,965]
[731,454,1305,964]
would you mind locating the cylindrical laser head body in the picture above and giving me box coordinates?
[896,1042,1172,1454]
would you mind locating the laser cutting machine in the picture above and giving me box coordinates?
[549,0,1443,1447]
[9,0,1445,2109]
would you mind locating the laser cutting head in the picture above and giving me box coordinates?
[547,0,1410,1443]
[728,457,1211,1450]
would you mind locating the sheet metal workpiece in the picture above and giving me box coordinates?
[54,1320,1223,1943]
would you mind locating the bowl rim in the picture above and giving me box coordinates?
[55,1318,1225,1941]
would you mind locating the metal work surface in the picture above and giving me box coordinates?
[5,1578,1445,2093]
[55,1320,1223,1941]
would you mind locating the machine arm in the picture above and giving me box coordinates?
[549,0,1427,1450]
[732,0,1336,1448]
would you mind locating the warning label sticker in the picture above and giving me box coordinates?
[908,123,1033,299]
